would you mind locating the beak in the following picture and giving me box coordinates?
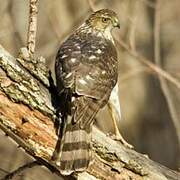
[116,23,120,29]
[113,19,120,29]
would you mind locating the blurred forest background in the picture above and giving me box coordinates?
[0,0,179,179]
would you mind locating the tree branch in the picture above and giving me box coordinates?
[27,0,39,56]
[0,45,179,179]
[116,38,180,91]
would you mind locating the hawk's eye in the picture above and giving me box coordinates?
[102,17,109,23]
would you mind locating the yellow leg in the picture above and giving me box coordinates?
[107,102,133,149]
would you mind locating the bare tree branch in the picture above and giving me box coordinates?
[116,38,180,90]
[27,0,39,56]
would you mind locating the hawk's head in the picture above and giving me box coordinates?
[86,9,120,32]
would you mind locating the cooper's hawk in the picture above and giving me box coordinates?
[54,9,120,175]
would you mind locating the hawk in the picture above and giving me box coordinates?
[54,9,120,175]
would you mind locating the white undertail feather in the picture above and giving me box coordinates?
[109,84,122,120]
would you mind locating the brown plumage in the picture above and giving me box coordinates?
[54,9,120,175]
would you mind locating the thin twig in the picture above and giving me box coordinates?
[153,0,180,143]
[116,38,180,90]
[0,168,9,174]
[1,161,41,180]
[27,0,39,56]
[119,67,152,83]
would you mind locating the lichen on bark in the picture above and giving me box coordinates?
[0,45,54,117]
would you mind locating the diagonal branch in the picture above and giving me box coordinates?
[116,38,180,90]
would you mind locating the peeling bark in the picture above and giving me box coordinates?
[0,45,179,180]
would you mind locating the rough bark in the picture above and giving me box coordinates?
[0,45,179,180]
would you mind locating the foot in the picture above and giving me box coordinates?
[108,133,134,149]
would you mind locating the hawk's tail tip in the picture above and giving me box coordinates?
[58,125,92,175]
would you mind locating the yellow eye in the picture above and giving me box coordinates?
[102,17,109,23]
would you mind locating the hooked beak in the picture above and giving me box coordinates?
[116,23,120,29]
[113,19,120,29]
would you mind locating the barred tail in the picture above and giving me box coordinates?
[52,97,102,175]
[53,115,92,175]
